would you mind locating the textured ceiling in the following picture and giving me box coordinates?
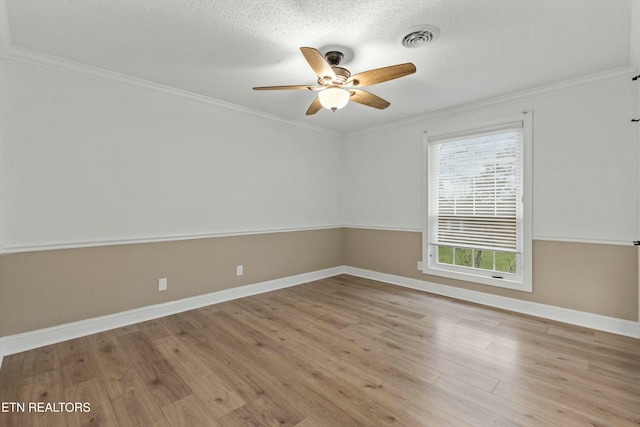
[1,0,634,133]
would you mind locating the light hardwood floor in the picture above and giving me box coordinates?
[1,274,639,426]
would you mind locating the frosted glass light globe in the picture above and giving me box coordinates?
[318,87,349,111]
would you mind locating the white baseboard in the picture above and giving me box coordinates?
[344,266,640,339]
[1,265,638,370]
[0,267,343,362]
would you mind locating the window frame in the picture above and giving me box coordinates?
[422,112,533,292]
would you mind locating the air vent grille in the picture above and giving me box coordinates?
[401,25,440,48]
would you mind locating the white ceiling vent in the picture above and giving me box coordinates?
[401,25,440,48]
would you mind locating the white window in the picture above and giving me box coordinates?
[423,113,532,291]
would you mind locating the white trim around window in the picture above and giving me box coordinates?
[422,112,533,292]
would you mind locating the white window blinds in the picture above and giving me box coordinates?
[427,122,524,254]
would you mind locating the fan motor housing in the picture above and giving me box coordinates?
[332,66,351,83]
[316,53,351,85]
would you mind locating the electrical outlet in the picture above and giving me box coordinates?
[158,278,167,291]
[236,265,243,276]
[417,261,423,270]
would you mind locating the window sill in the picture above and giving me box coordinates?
[422,265,532,292]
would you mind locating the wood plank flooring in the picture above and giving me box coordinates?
[1,274,639,426]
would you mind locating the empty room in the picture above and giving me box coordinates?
[0,0,639,426]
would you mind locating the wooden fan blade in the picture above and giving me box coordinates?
[349,89,390,109]
[347,63,416,87]
[253,85,320,91]
[306,97,323,115]
[300,47,336,82]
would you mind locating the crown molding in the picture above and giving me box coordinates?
[0,1,636,139]
[346,65,637,137]
[3,46,341,137]
[0,37,341,138]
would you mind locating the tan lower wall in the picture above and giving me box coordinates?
[1,227,637,338]
[343,228,638,321]
[0,228,344,337]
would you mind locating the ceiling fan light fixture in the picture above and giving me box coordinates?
[254,47,416,115]
[318,86,350,111]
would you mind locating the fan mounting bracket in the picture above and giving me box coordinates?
[319,45,354,65]
[325,51,344,66]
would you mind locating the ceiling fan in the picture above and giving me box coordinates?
[253,47,416,115]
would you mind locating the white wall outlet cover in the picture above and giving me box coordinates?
[158,278,168,291]
[236,265,243,276]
